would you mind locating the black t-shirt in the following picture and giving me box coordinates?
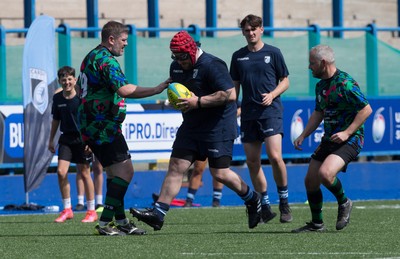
[52,91,81,144]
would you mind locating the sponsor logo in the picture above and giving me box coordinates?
[172,69,183,73]
[29,68,49,115]
[263,128,274,133]
[207,149,219,153]
[395,112,400,141]
[290,109,304,144]
[237,57,249,61]
[372,107,385,143]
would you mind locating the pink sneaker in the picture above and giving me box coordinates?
[54,208,74,223]
[81,210,98,223]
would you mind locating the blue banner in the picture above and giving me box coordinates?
[0,98,399,166]
[22,15,58,193]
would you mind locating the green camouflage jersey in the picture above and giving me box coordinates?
[77,45,128,145]
[315,69,369,152]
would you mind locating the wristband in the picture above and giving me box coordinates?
[197,96,202,109]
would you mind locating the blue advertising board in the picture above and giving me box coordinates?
[0,97,399,166]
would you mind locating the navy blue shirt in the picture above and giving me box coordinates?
[230,44,289,121]
[170,51,237,142]
[52,92,80,135]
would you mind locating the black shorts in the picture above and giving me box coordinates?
[58,143,91,164]
[172,137,233,169]
[88,133,131,168]
[241,118,283,142]
[311,140,359,172]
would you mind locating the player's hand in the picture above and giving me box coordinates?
[48,142,56,153]
[177,92,197,113]
[261,92,274,106]
[330,131,350,143]
[156,78,173,93]
[293,136,304,151]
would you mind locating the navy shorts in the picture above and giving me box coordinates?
[172,137,233,168]
[88,133,131,168]
[58,143,91,164]
[241,118,283,142]
[311,140,359,172]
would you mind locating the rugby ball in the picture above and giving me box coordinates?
[167,82,191,109]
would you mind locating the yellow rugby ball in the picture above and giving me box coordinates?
[167,82,192,109]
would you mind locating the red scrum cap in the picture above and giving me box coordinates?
[170,31,197,65]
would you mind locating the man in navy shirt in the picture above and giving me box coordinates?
[230,14,292,224]
[131,31,262,230]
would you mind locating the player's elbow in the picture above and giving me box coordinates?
[117,84,137,98]
[226,88,236,102]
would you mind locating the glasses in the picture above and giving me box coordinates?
[171,53,190,61]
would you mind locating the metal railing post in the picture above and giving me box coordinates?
[366,23,379,96]
[58,23,71,67]
[0,26,6,99]
[125,24,138,84]
[308,24,321,96]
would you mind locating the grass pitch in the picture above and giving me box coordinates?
[0,200,399,258]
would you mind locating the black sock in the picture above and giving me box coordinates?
[307,189,323,224]
[100,177,129,223]
[326,177,347,205]
[154,202,170,220]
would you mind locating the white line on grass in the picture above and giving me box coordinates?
[181,252,400,256]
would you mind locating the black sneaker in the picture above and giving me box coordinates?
[245,192,262,229]
[279,203,293,223]
[291,222,326,233]
[75,204,85,211]
[212,199,220,207]
[113,220,147,235]
[336,199,353,230]
[130,207,164,231]
[94,223,126,236]
[183,200,193,207]
[261,205,277,223]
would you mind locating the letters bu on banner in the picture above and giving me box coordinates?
[22,15,58,193]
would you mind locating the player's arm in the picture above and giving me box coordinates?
[273,76,290,97]
[117,79,171,98]
[48,119,60,153]
[180,87,236,112]
[233,80,241,100]
[261,76,289,106]
[293,110,323,150]
[197,87,236,108]
[330,104,373,143]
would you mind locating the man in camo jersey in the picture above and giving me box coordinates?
[77,20,170,236]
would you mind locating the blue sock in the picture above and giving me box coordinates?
[261,191,271,206]
[213,188,223,201]
[277,186,289,204]
[186,188,197,202]
[239,185,257,203]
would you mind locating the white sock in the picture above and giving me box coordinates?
[86,200,95,211]
[78,195,84,205]
[95,195,103,205]
[62,198,72,209]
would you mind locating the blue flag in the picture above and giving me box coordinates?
[22,15,57,193]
